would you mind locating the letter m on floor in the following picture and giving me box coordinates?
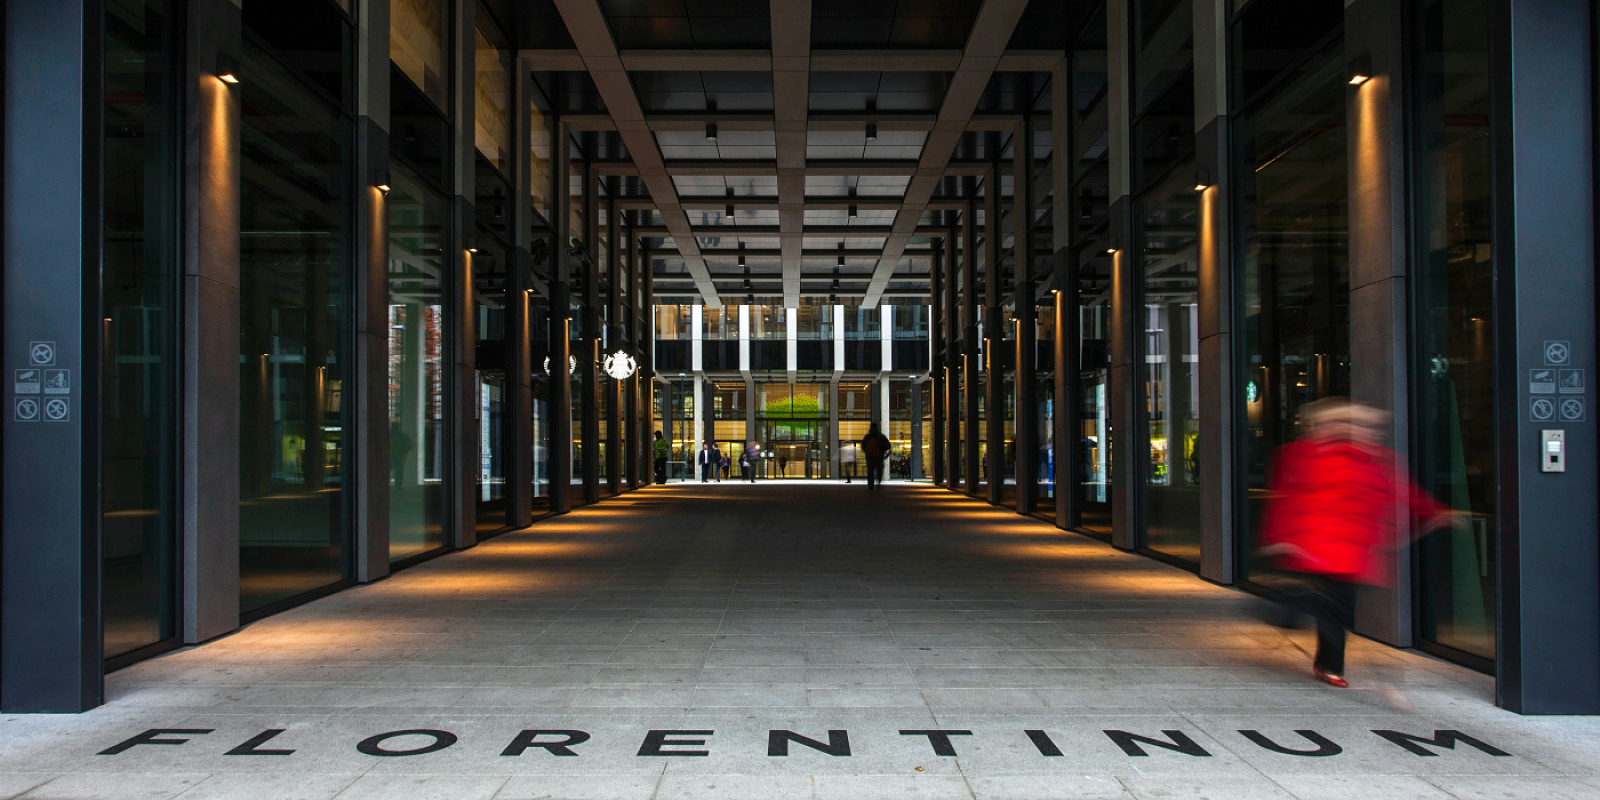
[1372,730,1512,757]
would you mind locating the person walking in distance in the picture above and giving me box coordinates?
[840,441,857,483]
[718,451,730,483]
[1257,398,1462,689]
[741,441,760,483]
[859,423,891,490]
[696,440,720,483]
[653,430,669,483]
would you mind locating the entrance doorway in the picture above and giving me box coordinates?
[761,418,830,478]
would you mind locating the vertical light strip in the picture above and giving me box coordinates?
[691,303,703,373]
[786,306,797,376]
[881,304,894,373]
[738,304,750,371]
[833,303,845,372]
[692,379,704,455]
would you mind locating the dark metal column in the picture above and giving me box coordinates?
[962,199,981,497]
[946,223,961,490]
[354,0,393,577]
[1052,56,1074,530]
[642,242,657,486]
[2,0,106,712]
[1194,0,1234,583]
[985,163,1004,506]
[606,192,621,495]
[181,0,243,639]
[581,162,600,504]
[930,239,945,485]
[1013,118,1037,515]
[548,122,573,513]
[1490,0,1600,714]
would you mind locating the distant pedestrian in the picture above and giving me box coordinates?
[859,423,891,490]
[653,430,669,482]
[1258,398,1461,688]
[696,440,721,483]
[778,454,788,477]
[840,442,857,483]
[741,441,760,483]
[719,452,730,482]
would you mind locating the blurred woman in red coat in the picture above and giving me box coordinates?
[1258,398,1460,688]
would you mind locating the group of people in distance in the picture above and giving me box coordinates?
[649,423,896,489]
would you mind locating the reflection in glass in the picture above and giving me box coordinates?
[1138,161,1202,564]
[475,237,509,533]
[239,38,353,614]
[391,0,447,109]
[1077,243,1113,535]
[386,165,447,562]
[1415,0,1495,662]
[1036,300,1056,511]
[474,20,511,173]
[1237,41,1350,580]
[104,0,178,659]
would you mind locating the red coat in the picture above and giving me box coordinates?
[1258,438,1449,586]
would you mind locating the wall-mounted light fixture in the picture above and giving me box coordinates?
[1192,169,1211,192]
[837,241,846,267]
[1106,234,1121,255]
[737,242,746,267]
[1348,55,1372,85]
[725,186,735,218]
[847,188,857,218]
[374,168,392,194]
[706,122,718,141]
[865,122,878,141]
[465,234,478,253]
[216,53,240,84]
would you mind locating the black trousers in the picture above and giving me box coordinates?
[654,457,667,482]
[866,458,885,488]
[1287,575,1355,676]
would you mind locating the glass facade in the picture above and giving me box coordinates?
[392,0,447,109]
[386,164,449,563]
[237,21,354,614]
[103,0,179,660]
[1236,31,1349,580]
[1137,163,1202,563]
[20,0,1585,701]
[1414,0,1496,663]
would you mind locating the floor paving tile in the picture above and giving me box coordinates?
[0,483,1592,799]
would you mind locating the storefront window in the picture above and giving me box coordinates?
[1236,38,1350,579]
[1414,0,1495,663]
[103,0,179,660]
[1138,161,1202,564]
[474,14,512,174]
[386,164,448,562]
[476,234,510,532]
[392,0,447,109]
[1036,299,1056,511]
[238,31,354,614]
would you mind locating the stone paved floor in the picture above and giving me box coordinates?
[3,482,1599,799]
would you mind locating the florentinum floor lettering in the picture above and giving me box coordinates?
[3,482,1598,800]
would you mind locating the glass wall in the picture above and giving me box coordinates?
[1071,4,1113,534]
[387,164,449,562]
[531,292,553,512]
[1035,298,1056,514]
[103,0,178,661]
[238,16,354,614]
[1414,0,1495,663]
[475,238,510,532]
[1137,164,1202,563]
[474,12,512,173]
[392,0,447,108]
[1235,30,1349,580]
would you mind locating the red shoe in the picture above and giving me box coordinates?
[1313,667,1348,688]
